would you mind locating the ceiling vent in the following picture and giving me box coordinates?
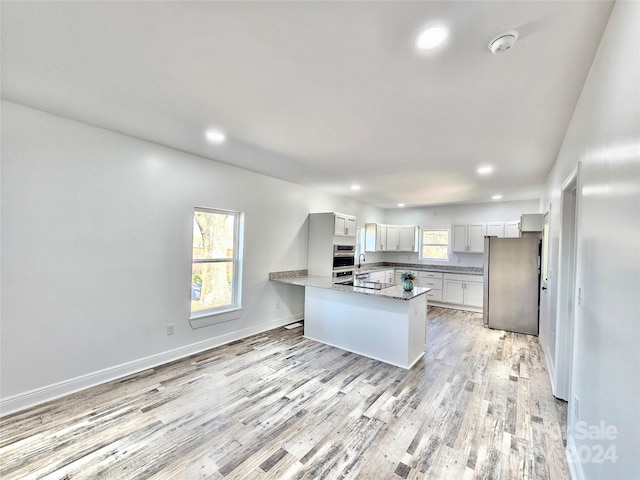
[488,31,519,54]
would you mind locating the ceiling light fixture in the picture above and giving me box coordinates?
[398,203,406,207]
[477,166,493,175]
[415,25,449,50]
[351,184,361,191]
[492,194,503,200]
[205,129,226,144]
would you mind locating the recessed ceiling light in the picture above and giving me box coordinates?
[492,194,502,200]
[477,166,493,175]
[415,25,449,50]
[205,129,226,144]
[351,184,361,191]
[398,203,406,207]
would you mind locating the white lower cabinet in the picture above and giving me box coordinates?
[443,273,483,308]
[369,269,395,283]
[386,270,394,284]
[390,269,483,311]
[418,271,443,302]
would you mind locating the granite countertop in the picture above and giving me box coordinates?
[270,274,430,301]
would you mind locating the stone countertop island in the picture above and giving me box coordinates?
[270,272,430,369]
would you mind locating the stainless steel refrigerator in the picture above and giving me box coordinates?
[483,236,540,335]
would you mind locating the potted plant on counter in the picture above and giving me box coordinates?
[401,271,416,291]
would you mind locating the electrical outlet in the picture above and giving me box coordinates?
[574,395,580,419]
[166,324,175,336]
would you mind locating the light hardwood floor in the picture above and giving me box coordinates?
[0,307,569,479]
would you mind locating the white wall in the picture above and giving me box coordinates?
[0,101,384,413]
[382,200,540,267]
[540,2,639,479]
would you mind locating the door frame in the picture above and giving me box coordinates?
[555,163,581,401]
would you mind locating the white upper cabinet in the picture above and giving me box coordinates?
[504,221,521,238]
[398,226,418,252]
[486,221,521,238]
[365,223,418,252]
[451,224,468,252]
[334,213,357,237]
[365,223,386,251]
[451,224,485,253]
[485,222,505,237]
[386,225,399,250]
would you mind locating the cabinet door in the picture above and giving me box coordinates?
[464,282,484,307]
[369,271,385,283]
[334,214,347,236]
[386,225,399,251]
[467,224,485,253]
[504,221,520,238]
[334,214,356,236]
[345,216,357,237]
[451,225,468,253]
[485,222,504,238]
[427,289,443,302]
[443,280,464,304]
[377,224,388,250]
[385,270,394,283]
[398,226,417,252]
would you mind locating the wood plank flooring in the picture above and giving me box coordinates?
[0,307,569,479]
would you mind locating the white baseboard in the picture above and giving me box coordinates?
[540,341,559,398]
[0,313,303,417]
[566,436,585,480]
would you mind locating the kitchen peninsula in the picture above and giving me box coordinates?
[270,272,430,369]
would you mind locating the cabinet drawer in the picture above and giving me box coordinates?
[419,278,443,290]
[427,289,442,302]
[443,273,483,283]
[419,271,443,279]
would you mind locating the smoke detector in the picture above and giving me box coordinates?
[488,31,519,54]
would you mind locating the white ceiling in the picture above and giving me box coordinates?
[1,1,614,208]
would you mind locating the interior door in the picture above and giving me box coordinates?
[539,212,551,340]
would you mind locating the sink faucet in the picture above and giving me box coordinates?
[358,253,366,269]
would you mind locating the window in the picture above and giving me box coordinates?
[191,208,243,324]
[421,229,449,261]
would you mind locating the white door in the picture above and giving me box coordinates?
[451,225,468,252]
[504,221,520,238]
[398,226,417,251]
[540,211,551,344]
[377,224,387,251]
[386,225,399,251]
[464,282,484,307]
[467,224,485,252]
[334,214,347,236]
[345,216,357,237]
[443,280,464,304]
[486,222,504,238]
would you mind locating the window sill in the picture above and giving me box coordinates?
[189,307,243,329]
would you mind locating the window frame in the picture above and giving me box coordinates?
[190,207,244,328]
[420,228,450,262]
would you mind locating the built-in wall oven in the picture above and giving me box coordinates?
[332,245,355,282]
